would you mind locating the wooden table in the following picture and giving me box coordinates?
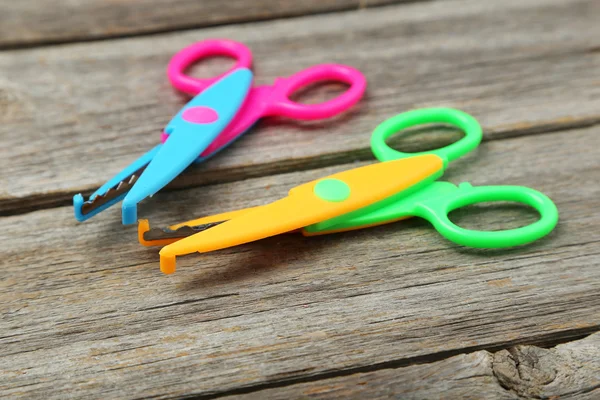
[1,0,599,398]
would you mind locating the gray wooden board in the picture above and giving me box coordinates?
[2,0,600,214]
[1,126,599,398]
[0,0,406,48]
[222,332,600,399]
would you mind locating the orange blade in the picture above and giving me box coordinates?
[159,154,443,273]
[138,207,264,247]
[169,206,264,230]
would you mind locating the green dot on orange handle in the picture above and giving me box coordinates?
[314,179,351,202]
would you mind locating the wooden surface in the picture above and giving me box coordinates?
[223,332,600,399]
[0,0,407,48]
[1,0,599,398]
[2,0,600,215]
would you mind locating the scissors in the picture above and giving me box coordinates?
[138,108,559,274]
[73,39,367,225]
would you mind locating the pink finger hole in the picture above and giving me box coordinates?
[168,40,253,95]
[289,80,352,105]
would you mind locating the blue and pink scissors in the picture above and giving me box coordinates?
[73,39,367,225]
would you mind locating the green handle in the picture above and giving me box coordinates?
[415,183,559,248]
[371,108,483,166]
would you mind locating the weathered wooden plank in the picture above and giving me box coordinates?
[221,333,600,399]
[492,334,600,400]
[1,127,599,398]
[1,0,600,215]
[0,0,405,48]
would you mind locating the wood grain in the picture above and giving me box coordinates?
[0,0,406,48]
[221,333,600,399]
[1,126,599,398]
[1,0,600,215]
[493,334,600,399]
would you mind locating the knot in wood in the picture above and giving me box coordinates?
[492,345,558,398]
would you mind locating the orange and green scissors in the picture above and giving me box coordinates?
[138,108,559,274]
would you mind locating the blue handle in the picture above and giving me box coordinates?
[121,68,253,224]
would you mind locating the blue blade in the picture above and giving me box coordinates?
[73,144,162,222]
[92,144,162,199]
[193,121,258,163]
[121,68,253,224]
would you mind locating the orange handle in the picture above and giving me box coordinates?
[159,154,444,273]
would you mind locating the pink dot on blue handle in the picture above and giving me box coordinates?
[182,106,219,124]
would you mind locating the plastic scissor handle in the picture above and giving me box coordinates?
[167,39,253,95]
[416,183,559,248]
[121,68,253,224]
[265,64,367,120]
[371,108,483,167]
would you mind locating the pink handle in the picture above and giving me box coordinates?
[167,39,253,95]
[265,64,367,120]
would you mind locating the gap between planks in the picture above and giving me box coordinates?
[213,332,600,400]
[2,0,599,216]
[185,329,600,400]
[2,117,599,218]
[0,0,429,50]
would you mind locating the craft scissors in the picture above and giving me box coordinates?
[138,108,559,274]
[73,39,367,225]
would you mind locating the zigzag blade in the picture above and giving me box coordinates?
[143,221,226,241]
[80,165,147,215]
